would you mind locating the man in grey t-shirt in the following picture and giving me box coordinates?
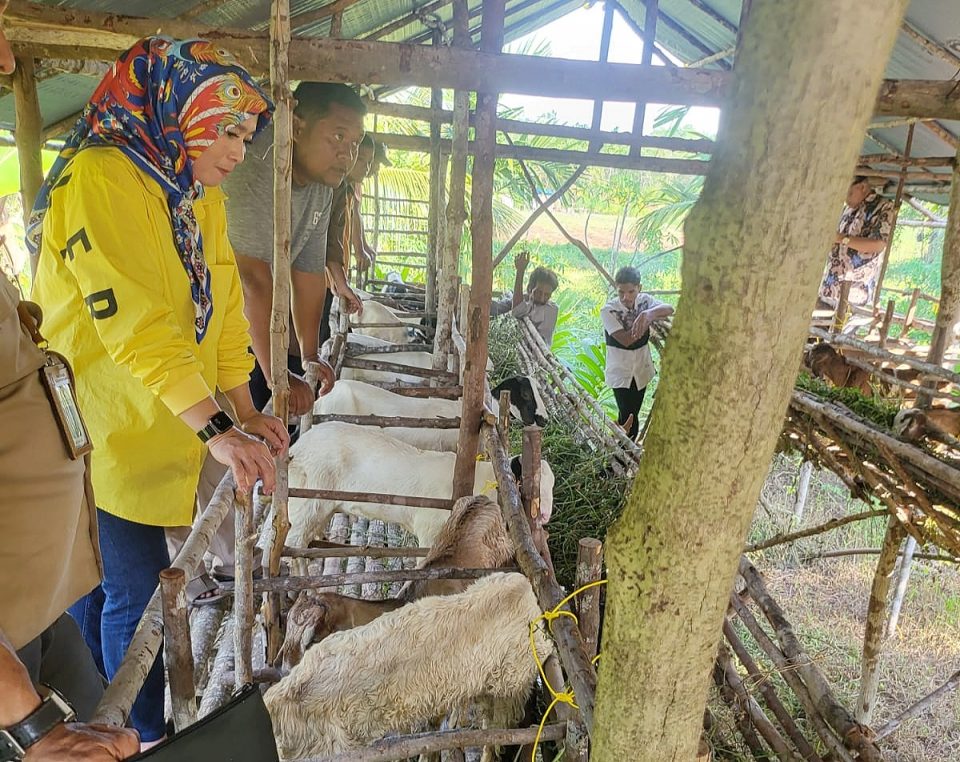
[226,82,366,415]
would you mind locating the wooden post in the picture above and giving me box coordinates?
[856,517,906,724]
[631,0,659,156]
[521,425,545,556]
[575,538,603,659]
[878,298,896,348]
[265,0,292,664]
[159,567,196,732]
[921,144,960,406]
[425,27,444,317]
[233,490,254,688]
[451,0,504,499]
[833,279,851,333]
[903,286,921,333]
[433,2,470,371]
[498,390,511,447]
[13,56,43,276]
[873,123,914,308]
[793,460,813,522]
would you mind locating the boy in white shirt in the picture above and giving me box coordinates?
[491,251,560,345]
[600,266,674,439]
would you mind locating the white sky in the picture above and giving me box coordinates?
[500,4,720,138]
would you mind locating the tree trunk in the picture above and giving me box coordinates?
[591,3,907,759]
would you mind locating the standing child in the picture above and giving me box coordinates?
[601,267,674,440]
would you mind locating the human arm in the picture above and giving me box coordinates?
[350,209,372,271]
[512,250,530,308]
[632,301,674,338]
[0,628,139,761]
[327,262,363,315]
[833,232,888,255]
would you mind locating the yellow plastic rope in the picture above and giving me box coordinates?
[529,579,608,759]
[480,480,498,495]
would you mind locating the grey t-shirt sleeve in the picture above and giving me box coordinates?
[222,132,274,263]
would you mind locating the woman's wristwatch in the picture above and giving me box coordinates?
[197,410,235,443]
[0,685,76,761]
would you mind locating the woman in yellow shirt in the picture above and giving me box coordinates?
[29,37,286,744]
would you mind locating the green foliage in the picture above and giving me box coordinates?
[795,373,900,430]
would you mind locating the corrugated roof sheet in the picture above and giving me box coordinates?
[0,0,957,202]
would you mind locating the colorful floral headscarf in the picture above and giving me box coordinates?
[26,37,273,342]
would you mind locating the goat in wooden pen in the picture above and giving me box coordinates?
[804,343,874,396]
[264,573,551,761]
[894,407,960,446]
[287,422,555,548]
[281,495,514,669]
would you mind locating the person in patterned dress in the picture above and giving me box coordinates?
[819,175,894,306]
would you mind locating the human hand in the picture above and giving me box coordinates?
[208,428,276,494]
[357,248,373,271]
[313,358,336,397]
[515,250,531,272]
[240,412,289,457]
[286,371,316,418]
[340,288,364,316]
[24,722,140,761]
[631,311,652,339]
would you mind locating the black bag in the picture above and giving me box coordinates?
[129,685,279,762]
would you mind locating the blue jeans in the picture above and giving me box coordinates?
[69,509,170,741]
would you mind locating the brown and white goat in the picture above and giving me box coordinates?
[805,343,874,396]
[281,494,513,669]
[265,572,551,760]
[893,407,960,443]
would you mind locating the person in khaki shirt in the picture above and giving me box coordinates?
[0,278,140,759]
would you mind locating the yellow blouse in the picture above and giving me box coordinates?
[32,147,253,526]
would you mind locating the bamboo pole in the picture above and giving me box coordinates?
[739,559,882,762]
[722,620,822,761]
[264,0,292,665]
[191,599,228,694]
[856,518,906,724]
[377,384,463,399]
[746,509,887,553]
[222,566,511,595]
[521,426,546,555]
[347,342,433,355]
[481,423,598,735]
[877,298,896,348]
[197,614,236,718]
[159,568,196,732]
[631,0,658,157]
[451,0,504,499]
[498,390,511,447]
[287,723,566,762]
[233,490,254,688]
[13,55,42,276]
[711,656,769,759]
[802,547,957,563]
[874,666,960,741]
[575,538,603,660]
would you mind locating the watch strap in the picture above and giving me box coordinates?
[0,687,75,760]
[198,411,235,443]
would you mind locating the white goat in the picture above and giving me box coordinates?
[264,572,550,760]
[287,422,555,548]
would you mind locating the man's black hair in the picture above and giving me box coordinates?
[614,266,641,285]
[292,82,367,122]
[527,266,558,293]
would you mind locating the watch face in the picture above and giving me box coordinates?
[210,411,235,434]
